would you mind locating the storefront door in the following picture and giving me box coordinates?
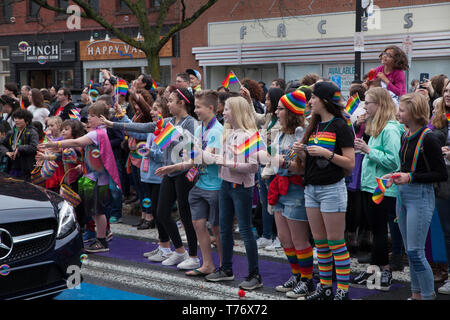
[30,70,52,89]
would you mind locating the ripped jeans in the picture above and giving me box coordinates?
[397,183,435,300]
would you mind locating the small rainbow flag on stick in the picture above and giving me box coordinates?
[20,97,25,110]
[222,71,240,88]
[152,79,158,90]
[153,122,181,150]
[237,131,266,159]
[372,177,389,204]
[117,78,128,96]
[446,113,450,123]
[345,93,360,115]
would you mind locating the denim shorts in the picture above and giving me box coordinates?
[304,178,347,213]
[273,184,308,221]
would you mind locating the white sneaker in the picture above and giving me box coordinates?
[438,280,450,295]
[148,249,173,262]
[265,237,281,251]
[143,247,160,258]
[256,237,273,248]
[162,251,189,266]
[177,257,200,270]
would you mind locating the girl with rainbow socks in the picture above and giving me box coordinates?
[293,81,355,300]
[256,90,314,298]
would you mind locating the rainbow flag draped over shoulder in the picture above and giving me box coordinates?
[237,131,266,158]
[222,71,239,88]
[117,78,128,96]
[153,122,181,150]
[345,93,360,115]
[69,108,81,120]
[372,177,389,204]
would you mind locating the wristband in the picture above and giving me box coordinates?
[408,173,413,184]
[327,152,335,162]
[57,141,62,149]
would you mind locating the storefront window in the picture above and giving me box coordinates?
[145,65,171,87]
[285,64,321,83]
[55,69,74,89]
[86,68,102,85]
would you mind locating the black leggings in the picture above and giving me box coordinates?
[142,182,169,243]
[156,174,197,255]
[362,191,396,266]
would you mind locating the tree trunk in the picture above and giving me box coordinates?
[146,52,161,83]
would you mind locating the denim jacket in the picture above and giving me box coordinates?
[140,132,164,184]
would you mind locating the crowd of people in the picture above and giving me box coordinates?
[0,45,449,301]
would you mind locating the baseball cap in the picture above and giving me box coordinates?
[312,81,343,108]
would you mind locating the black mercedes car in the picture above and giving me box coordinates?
[0,173,84,299]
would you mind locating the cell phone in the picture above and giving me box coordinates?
[419,73,429,83]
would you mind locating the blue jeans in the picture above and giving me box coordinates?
[105,158,123,220]
[257,168,275,240]
[397,183,435,299]
[219,181,259,275]
[436,197,450,272]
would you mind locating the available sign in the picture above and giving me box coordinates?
[326,64,355,99]
[80,37,172,61]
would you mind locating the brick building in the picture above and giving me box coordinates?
[0,0,178,92]
[0,0,449,98]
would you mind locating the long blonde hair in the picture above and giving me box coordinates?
[365,87,397,138]
[222,96,257,144]
[431,78,450,129]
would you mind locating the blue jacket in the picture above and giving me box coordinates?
[140,132,164,184]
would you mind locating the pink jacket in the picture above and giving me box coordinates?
[375,65,406,97]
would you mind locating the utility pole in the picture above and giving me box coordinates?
[355,0,362,82]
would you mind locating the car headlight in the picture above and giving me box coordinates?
[57,201,76,239]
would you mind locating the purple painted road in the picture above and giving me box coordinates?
[95,236,404,299]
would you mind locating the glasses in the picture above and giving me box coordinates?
[277,107,286,111]
[381,52,393,58]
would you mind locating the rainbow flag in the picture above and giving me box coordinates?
[69,108,81,120]
[372,177,388,204]
[89,80,94,90]
[152,79,158,90]
[222,71,239,88]
[117,78,128,95]
[20,97,25,110]
[308,132,336,151]
[237,131,266,158]
[153,122,181,150]
[446,113,450,122]
[345,93,360,115]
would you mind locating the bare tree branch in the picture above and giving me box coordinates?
[158,0,219,52]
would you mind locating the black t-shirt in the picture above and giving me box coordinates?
[400,127,448,184]
[304,117,354,185]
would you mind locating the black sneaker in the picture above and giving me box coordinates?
[137,220,153,230]
[286,277,314,299]
[239,273,263,290]
[334,288,350,300]
[350,271,370,288]
[300,283,333,301]
[132,218,145,227]
[84,239,109,253]
[205,267,235,282]
[276,275,300,293]
[379,270,392,291]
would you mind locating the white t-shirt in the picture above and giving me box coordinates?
[27,105,50,127]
